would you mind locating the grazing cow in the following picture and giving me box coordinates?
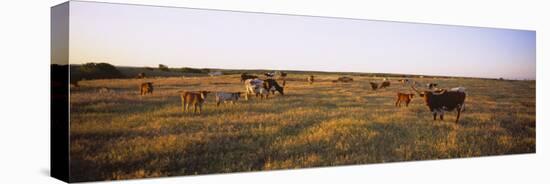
[307,75,315,84]
[140,82,153,96]
[412,86,467,123]
[181,91,210,114]
[240,73,258,83]
[379,81,391,89]
[426,83,438,89]
[245,79,270,100]
[137,72,146,79]
[215,92,241,106]
[399,79,416,86]
[264,72,275,78]
[395,93,415,107]
[369,82,379,90]
[264,79,285,95]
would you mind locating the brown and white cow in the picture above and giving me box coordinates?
[140,82,153,96]
[245,79,270,100]
[412,86,466,123]
[307,75,315,84]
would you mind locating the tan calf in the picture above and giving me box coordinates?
[395,93,415,107]
[140,82,153,96]
[181,91,210,114]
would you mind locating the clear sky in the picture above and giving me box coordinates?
[65,1,536,79]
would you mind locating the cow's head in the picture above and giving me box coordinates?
[200,91,210,99]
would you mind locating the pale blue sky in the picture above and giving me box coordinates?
[67,1,536,79]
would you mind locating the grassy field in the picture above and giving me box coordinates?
[69,73,535,182]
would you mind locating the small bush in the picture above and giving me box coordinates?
[176,67,204,74]
[79,62,124,79]
[158,64,170,71]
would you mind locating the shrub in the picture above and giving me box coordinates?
[79,62,124,79]
[158,64,170,71]
[176,67,204,74]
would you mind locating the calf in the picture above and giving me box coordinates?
[412,86,466,123]
[240,73,258,83]
[181,91,210,114]
[399,79,416,86]
[379,81,391,89]
[264,79,285,95]
[215,92,241,106]
[140,82,153,96]
[245,79,270,100]
[369,82,379,90]
[395,93,415,107]
[307,75,315,84]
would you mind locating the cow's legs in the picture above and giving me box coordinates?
[456,106,462,124]
[433,112,437,120]
[440,112,444,120]
[181,98,189,112]
[395,99,400,107]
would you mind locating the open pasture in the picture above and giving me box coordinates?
[69,73,535,181]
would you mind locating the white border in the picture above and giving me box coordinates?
[0,0,547,183]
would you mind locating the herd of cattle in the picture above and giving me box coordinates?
[133,72,467,123]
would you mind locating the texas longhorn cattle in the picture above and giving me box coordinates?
[244,79,270,100]
[395,93,415,107]
[412,86,466,123]
[214,92,241,106]
[399,79,416,86]
[426,83,438,89]
[379,81,391,89]
[307,75,314,84]
[140,82,154,96]
[181,91,210,114]
[264,79,285,95]
[369,82,379,90]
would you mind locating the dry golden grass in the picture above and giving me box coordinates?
[69,74,535,182]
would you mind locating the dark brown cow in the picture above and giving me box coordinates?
[264,79,284,95]
[412,86,467,123]
[369,82,379,90]
[181,91,210,114]
[395,93,415,107]
[240,73,258,83]
[140,82,153,96]
[379,81,390,89]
